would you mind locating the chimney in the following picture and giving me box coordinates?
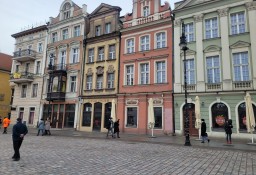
[82,4,87,14]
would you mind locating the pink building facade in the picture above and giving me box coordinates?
[118,0,173,135]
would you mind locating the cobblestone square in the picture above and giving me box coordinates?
[1,133,256,175]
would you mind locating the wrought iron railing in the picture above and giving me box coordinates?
[10,72,34,80]
[13,49,36,58]
[48,63,67,71]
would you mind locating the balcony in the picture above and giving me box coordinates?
[13,49,37,62]
[46,92,66,101]
[10,72,34,84]
[206,83,222,91]
[48,63,67,73]
[233,81,252,90]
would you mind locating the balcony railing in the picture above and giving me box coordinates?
[13,49,37,62]
[206,83,222,91]
[48,63,67,72]
[233,81,252,90]
[46,92,66,101]
[182,84,196,91]
[10,72,34,84]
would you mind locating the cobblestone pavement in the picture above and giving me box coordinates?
[0,133,256,175]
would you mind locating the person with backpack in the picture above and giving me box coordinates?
[114,119,120,138]
[106,117,114,138]
[224,119,233,144]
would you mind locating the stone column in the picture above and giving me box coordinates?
[218,8,232,90]
[194,14,205,91]
[174,19,182,93]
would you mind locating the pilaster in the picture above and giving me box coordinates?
[174,19,182,93]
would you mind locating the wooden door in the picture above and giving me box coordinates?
[183,103,197,136]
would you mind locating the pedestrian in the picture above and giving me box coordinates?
[2,116,10,134]
[201,119,210,143]
[44,118,51,136]
[224,119,233,144]
[37,119,45,136]
[106,117,114,138]
[0,116,2,129]
[114,119,120,138]
[12,118,28,161]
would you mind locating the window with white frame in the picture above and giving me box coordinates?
[71,48,79,63]
[156,32,166,49]
[108,45,116,59]
[140,63,149,84]
[231,12,245,35]
[16,65,19,72]
[107,73,114,89]
[126,38,134,54]
[96,75,103,89]
[88,48,94,63]
[98,47,104,61]
[32,84,38,98]
[205,17,218,39]
[86,75,93,90]
[185,59,195,84]
[63,3,71,19]
[156,61,166,83]
[154,107,162,129]
[52,32,58,43]
[36,61,41,74]
[38,43,43,53]
[140,35,149,51]
[70,76,77,92]
[21,85,27,98]
[60,50,66,64]
[105,23,111,34]
[74,26,80,37]
[95,25,101,36]
[126,65,134,85]
[185,23,194,42]
[126,107,137,127]
[143,6,149,17]
[206,56,220,83]
[233,52,249,81]
[62,29,69,40]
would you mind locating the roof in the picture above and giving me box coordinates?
[0,53,12,72]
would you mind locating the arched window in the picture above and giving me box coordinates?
[63,3,71,19]
[82,103,92,126]
[238,102,256,131]
[211,103,229,129]
[143,6,149,17]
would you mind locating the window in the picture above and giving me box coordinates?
[233,52,249,81]
[15,65,19,72]
[96,75,103,89]
[126,107,137,127]
[206,56,220,83]
[52,32,58,43]
[70,76,76,92]
[185,59,195,84]
[36,61,41,74]
[19,107,24,121]
[143,6,149,17]
[25,63,30,73]
[65,104,75,128]
[140,63,149,84]
[86,75,92,90]
[71,48,79,63]
[231,12,245,35]
[156,61,166,83]
[88,48,94,63]
[154,107,162,129]
[140,35,150,51]
[108,45,116,59]
[126,65,134,85]
[32,84,38,97]
[107,73,114,89]
[211,103,229,129]
[98,47,104,61]
[185,23,194,42]
[60,50,66,64]
[205,17,218,39]
[82,103,92,126]
[63,3,71,19]
[29,107,35,124]
[238,102,256,131]
[62,29,68,40]
[21,85,27,98]
[38,43,43,53]
[126,39,134,54]
[105,23,111,34]
[74,26,80,37]
[156,32,166,49]
[95,25,101,36]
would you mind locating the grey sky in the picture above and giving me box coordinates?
[0,0,179,55]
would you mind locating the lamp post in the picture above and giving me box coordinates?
[47,53,55,120]
[179,22,191,146]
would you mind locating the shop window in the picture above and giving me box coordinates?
[126,107,137,128]
[238,102,256,131]
[211,103,229,130]
[82,103,92,126]
[65,104,75,128]
[154,107,162,129]
[104,102,111,128]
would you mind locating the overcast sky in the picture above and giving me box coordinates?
[0,0,179,55]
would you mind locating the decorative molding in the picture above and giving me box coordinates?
[174,19,182,27]
[126,99,138,105]
[69,40,80,47]
[87,68,93,75]
[217,8,229,17]
[230,41,250,49]
[96,66,104,75]
[193,14,204,23]
[107,65,115,73]
[245,2,256,11]
[153,98,163,105]
[204,45,221,53]
[180,49,196,56]
[216,97,221,103]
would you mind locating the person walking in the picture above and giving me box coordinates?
[2,116,10,134]
[201,119,209,143]
[44,118,51,136]
[12,118,28,161]
[0,116,2,129]
[106,118,114,138]
[114,119,120,138]
[224,119,233,144]
[37,119,45,136]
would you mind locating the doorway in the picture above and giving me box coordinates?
[93,102,102,131]
[183,103,197,136]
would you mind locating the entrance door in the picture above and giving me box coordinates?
[183,103,197,136]
[52,104,58,128]
[58,104,64,128]
[93,103,102,131]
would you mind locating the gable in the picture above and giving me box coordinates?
[204,45,221,53]
[90,3,121,17]
[174,0,219,11]
[230,41,250,49]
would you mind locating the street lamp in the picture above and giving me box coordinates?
[47,53,55,120]
[179,22,191,146]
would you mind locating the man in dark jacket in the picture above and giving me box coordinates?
[201,119,210,143]
[12,118,28,161]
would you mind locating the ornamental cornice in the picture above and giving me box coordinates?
[217,8,229,17]
[193,14,204,23]
[174,19,182,27]
[245,2,256,11]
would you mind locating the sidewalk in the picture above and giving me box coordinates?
[28,127,256,152]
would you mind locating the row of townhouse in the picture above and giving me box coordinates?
[9,0,256,139]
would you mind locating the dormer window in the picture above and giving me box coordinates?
[143,6,149,17]
[95,26,101,36]
[63,3,71,19]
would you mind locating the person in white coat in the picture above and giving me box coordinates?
[44,118,51,136]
